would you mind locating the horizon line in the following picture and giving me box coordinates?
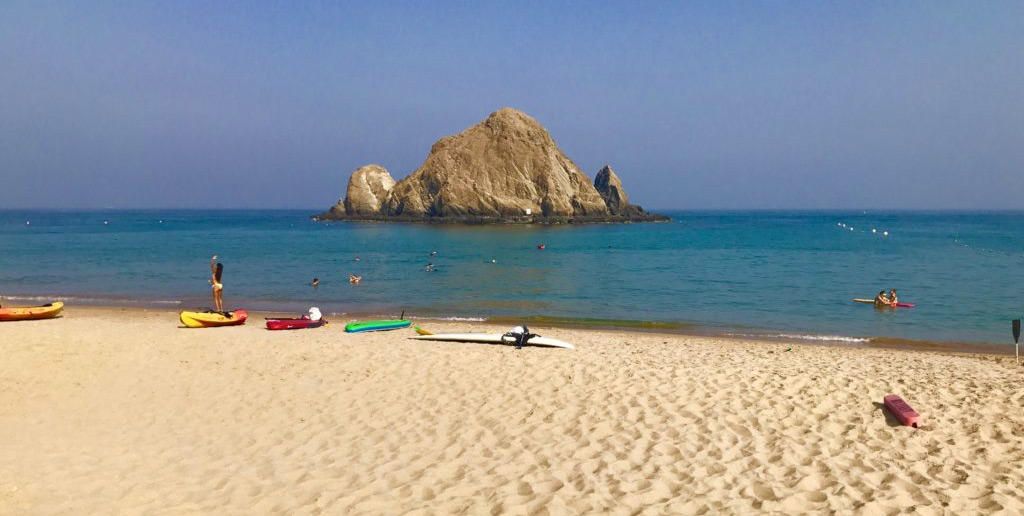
[2,207,1023,213]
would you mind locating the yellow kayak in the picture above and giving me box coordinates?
[0,301,64,321]
[179,309,248,328]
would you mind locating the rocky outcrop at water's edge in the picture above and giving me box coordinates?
[315,108,668,224]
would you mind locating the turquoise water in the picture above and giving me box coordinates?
[1,209,1022,347]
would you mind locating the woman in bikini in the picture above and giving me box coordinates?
[210,254,224,312]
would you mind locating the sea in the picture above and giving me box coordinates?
[2,209,1022,350]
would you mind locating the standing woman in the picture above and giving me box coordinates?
[210,254,224,312]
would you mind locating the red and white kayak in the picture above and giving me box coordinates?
[266,317,327,330]
[883,394,920,428]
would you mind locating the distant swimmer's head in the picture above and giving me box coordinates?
[878,290,886,297]
[215,263,224,282]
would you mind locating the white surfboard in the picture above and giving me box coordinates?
[410,333,574,349]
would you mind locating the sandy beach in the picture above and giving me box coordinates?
[1,307,1022,515]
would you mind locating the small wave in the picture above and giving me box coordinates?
[487,315,688,330]
[0,294,183,305]
[355,314,485,322]
[725,332,870,343]
[774,333,871,343]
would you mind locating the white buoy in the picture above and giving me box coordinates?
[883,231,889,237]
[872,228,877,233]
[849,227,854,231]
[103,220,109,225]
[25,221,30,226]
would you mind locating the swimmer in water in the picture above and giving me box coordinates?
[348,274,362,284]
[311,278,320,288]
[873,290,891,308]
[888,288,898,305]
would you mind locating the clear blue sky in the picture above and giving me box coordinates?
[1,1,1021,210]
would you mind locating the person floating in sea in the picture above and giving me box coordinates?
[873,290,890,308]
[425,263,435,272]
[430,250,437,257]
[311,278,320,288]
[888,288,898,305]
[348,274,362,284]
[210,254,224,312]
[354,255,361,262]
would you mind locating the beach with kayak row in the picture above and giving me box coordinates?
[2,306,1022,515]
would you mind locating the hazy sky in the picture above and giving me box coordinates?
[1,1,1022,210]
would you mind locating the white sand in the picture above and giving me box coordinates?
[1,307,1022,515]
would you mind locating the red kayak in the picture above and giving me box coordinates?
[266,317,327,330]
[883,394,920,428]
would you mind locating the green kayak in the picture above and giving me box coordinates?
[344,319,412,333]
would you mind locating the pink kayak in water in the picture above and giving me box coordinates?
[853,299,915,308]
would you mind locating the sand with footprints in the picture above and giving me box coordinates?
[2,307,1022,514]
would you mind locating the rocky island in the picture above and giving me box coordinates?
[315,108,668,224]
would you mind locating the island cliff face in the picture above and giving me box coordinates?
[317,108,667,223]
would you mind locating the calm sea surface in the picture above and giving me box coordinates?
[2,210,1022,347]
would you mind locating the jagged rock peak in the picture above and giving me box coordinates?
[379,107,610,219]
[482,107,548,136]
[594,165,630,211]
[336,164,395,216]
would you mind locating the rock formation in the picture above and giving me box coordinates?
[594,165,644,217]
[595,165,629,212]
[317,108,666,223]
[329,164,395,216]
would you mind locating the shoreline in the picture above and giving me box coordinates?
[3,300,1015,358]
[2,306,1022,514]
